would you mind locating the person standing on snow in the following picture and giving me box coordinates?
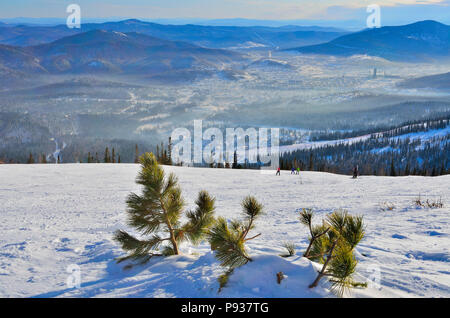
[291,167,295,175]
[276,167,281,176]
[296,167,300,175]
[352,165,359,179]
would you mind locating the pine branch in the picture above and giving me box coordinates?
[309,239,338,288]
[244,233,261,241]
[208,217,251,268]
[304,224,330,258]
[113,230,164,256]
[342,215,365,250]
[183,191,216,244]
[240,196,263,240]
[116,252,162,264]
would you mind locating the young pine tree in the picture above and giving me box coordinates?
[208,196,263,289]
[304,210,365,296]
[114,153,216,264]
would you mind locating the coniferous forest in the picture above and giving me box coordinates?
[280,117,450,177]
[1,115,449,177]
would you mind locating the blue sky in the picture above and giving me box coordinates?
[1,0,449,25]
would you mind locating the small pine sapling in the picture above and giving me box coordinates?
[208,196,263,290]
[307,210,365,296]
[114,153,216,264]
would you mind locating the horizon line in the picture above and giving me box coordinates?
[0,17,447,28]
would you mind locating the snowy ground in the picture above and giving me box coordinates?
[0,164,449,298]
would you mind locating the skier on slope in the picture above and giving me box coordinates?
[296,167,300,175]
[352,165,359,179]
[291,167,295,175]
[276,167,281,176]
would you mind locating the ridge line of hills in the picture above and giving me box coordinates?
[0,19,449,81]
[286,20,450,62]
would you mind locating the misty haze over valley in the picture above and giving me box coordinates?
[0,19,449,167]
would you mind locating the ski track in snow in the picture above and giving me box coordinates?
[0,164,449,298]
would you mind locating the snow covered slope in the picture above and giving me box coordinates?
[280,124,450,154]
[0,164,449,298]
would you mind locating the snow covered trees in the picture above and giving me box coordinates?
[300,209,365,296]
[114,153,216,263]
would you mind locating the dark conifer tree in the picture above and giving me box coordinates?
[104,147,110,163]
[404,162,410,176]
[134,144,139,164]
[390,159,396,177]
[168,137,173,166]
[232,151,238,169]
[27,153,34,164]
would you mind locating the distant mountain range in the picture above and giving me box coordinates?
[287,20,450,62]
[0,17,354,30]
[0,24,78,47]
[0,19,449,84]
[30,30,241,73]
[398,72,450,90]
[0,19,347,49]
[0,30,244,82]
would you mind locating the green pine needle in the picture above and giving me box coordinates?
[114,152,217,264]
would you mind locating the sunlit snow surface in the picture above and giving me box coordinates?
[0,164,449,298]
